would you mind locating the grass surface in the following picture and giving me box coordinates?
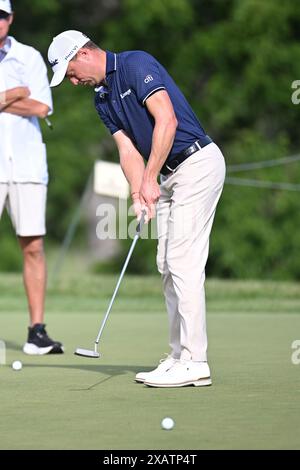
[0,273,300,450]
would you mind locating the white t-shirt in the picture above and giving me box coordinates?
[0,36,53,184]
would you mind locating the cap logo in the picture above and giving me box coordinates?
[49,58,59,67]
[65,45,79,61]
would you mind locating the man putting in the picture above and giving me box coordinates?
[48,30,225,387]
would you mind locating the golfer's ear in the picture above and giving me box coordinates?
[78,48,89,60]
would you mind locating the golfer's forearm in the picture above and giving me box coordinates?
[2,98,49,118]
[120,150,145,194]
[144,118,177,180]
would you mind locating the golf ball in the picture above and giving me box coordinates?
[12,360,22,371]
[161,417,174,430]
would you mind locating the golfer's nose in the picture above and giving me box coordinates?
[69,77,79,86]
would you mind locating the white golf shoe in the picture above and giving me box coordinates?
[144,360,212,388]
[135,355,177,383]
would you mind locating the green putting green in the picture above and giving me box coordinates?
[0,274,300,449]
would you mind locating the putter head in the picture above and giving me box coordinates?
[74,348,100,358]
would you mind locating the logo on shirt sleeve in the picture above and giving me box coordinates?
[144,75,153,84]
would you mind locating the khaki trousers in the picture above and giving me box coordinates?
[157,143,226,361]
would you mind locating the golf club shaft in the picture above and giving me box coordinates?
[95,213,145,345]
[44,117,53,130]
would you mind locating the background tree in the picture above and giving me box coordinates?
[2,0,300,279]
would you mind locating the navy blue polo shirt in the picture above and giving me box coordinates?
[95,50,206,163]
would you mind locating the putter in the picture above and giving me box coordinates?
[74,211,146,358]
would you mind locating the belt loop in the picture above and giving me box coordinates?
[195,140,201,151]
[165,164,176,174]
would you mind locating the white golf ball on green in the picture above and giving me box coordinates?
[161,417,174,430]
[12,360,22,371]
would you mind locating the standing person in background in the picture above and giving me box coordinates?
[0,0,64,354]
[48,30,226,384]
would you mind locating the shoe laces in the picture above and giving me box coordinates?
[159,353,174,364]
[33,324,50,339]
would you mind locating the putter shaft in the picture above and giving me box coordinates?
[74,213,145,359]
[95,213,145,345]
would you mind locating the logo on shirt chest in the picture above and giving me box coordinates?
[120,89,132,99]
[96,86,109,100]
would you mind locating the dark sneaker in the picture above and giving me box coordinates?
[23,323,64,355]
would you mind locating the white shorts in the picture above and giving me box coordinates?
[0,182,47,236]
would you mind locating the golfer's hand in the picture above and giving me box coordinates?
[139,178,160,223]
[132,194,143,222]
[14,87,30,100]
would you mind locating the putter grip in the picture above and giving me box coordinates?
[136,211,146,234]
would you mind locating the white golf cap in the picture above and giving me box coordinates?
[48,30,90,87]
[0,0,12,14]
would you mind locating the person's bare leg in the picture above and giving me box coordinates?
[18,236,46,326]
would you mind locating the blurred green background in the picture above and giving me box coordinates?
[2,0,300,279]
